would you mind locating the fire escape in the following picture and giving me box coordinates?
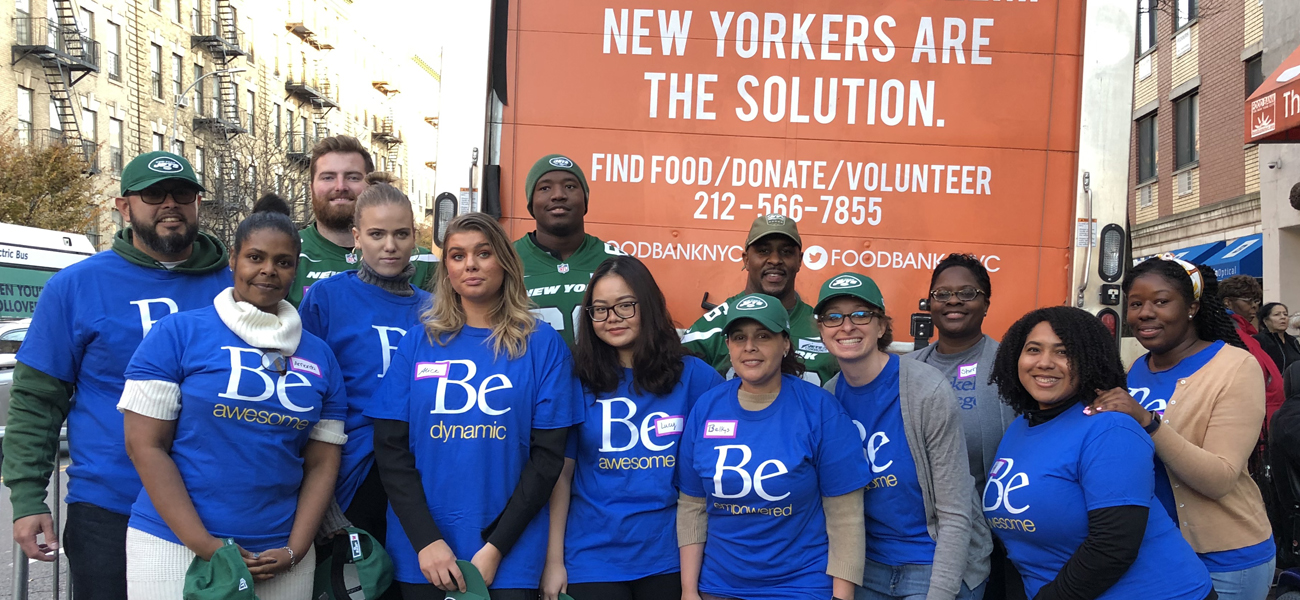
[11,0,100,173]
[190,0,246,239]
[284,16,336,168]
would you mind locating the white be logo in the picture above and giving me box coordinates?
[429,360,512,416]
[712,445,789,501]
[598,398,673,452]
[217,347,314,413]
[983,458,1031,514]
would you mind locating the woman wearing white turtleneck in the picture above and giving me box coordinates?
[119,200,348,599]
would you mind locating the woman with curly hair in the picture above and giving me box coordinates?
[1090,256,1273,600]
[985,306,1213,600]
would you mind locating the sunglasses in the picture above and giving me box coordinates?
[130,187,200,205]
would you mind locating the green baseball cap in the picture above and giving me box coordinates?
[312,528,395,600]
[445,560,492,600]
[722,293,790,336]
[814,272,886,315]
[121,150,206,196]
[745,213,801,248]
[525,154,589,215]
[183,539,258,600]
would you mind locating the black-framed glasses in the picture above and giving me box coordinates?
[930,287,986,303]
[132,187,199,205]
[816,311,876,327]
[587,302,638,322]
[261,350,288,376]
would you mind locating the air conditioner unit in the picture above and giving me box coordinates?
[176,95,190,108]
[1177,171,1193,196]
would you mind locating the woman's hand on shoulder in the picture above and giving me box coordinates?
[418,539,465,592]
[1086,388,1152,427]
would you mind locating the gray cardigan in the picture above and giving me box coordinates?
[826,358,992,599]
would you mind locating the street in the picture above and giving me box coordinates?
[0,458,69,600]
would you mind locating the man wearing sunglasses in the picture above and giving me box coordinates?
[682,213,839,385]
[2,151,232,600]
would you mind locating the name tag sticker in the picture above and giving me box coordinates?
[704,420,737,438]
[655,416,685,436]
[415,361,449,379]
[959,363,978,379]
[798,339,828,354]
[290,357,321,378]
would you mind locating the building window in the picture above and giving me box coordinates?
[17,86,33,145]
[193,65,204,116]
[1137,113,1157,182]
[150,44,163,99]
[81,108,97,145]
[171,140,183,156]
[153,133,164,152]
[151,0,161,12]
[1175,92,1198,169]
[1246,55,1264,98]
[246,89,255,134]
[285,107,295,150]
[195,146,205,185]
[273,103,281,145]
[109,118,123,174]
[1176,0,1197,28]
[172,54,183,97]
[77,8,94,39]
[107,23,121,81]
[49,99,62,135]
[301,116,309,146]
[173,0,182,23]
[1137,0,1155,54]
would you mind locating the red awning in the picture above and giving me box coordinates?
[1246,43,1300,144]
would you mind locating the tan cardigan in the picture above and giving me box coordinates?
[1144,344,1271,553]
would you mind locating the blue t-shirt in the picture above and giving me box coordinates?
[363,322,584,588]
[676,376,873,600]
[1128,341,1275,572]
[123,306,348,551]
[298,271,431,510]
[984,405,1212,599]
[564,357,723,583]
[833,355,937,565]
[16,251,231,514]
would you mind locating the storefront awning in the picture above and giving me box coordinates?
[1204,234,1263,280]
[1245,43,1300,144]
[1132,240,1227,266]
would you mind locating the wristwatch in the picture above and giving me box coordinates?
[1143,410,1162,435]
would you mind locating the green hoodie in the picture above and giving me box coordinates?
[2,227,228,520]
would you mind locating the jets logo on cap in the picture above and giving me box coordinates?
[549,156,574,168]
[736,296,769,310]
[765,214,786,225]
[147,157,183,173]
[829,275,861,289]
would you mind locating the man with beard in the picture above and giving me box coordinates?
[682,214,839,385]
[513,154,623,346]
[289,135,436,305]
[2,151,232,600]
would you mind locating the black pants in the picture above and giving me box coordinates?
[341,465,402,600]
[567,572,681,600]
[984,538,1027,600]
[63,502,129,600]
[398,583,537,600]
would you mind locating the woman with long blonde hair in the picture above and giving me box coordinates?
[366,212,584,600]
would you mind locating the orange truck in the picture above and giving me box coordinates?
[442,0,1137,344]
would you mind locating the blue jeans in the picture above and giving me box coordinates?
[1208,557,1275,600]
[857,557,986,600]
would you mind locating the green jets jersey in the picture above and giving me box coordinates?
[682,292,840,386]
[290,224,438,306]
[514,233,622,346]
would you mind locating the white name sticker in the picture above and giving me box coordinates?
[704,420,737,438]
[655,416,685,436]
[798,339,828,354]
[959,363,978,379]
[290,357,321,378]
[415,361,449,379]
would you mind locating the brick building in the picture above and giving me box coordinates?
[1,0,442,248]
[1128,0,1266,271]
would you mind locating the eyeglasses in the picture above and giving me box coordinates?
[261,350,288,376]
[930,288,986,303]
[587,302,638,322]
[132,187,199,205]
[1227,297,1262,307]
[816,311,877,327]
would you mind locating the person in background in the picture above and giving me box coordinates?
[816,272,990,600]
[1254,302,1300,373]
[290,136,436,305]
[1091,256,1272,600]
[683,214,839,386]
[299,183,433,575]
[541,255,723,600]
[120,196,346,598]
[2,151,231,599]
[513,154,623,346]
[367,212,583,599]
[987,306,1215,600]
[677,293,871,600]
[1217,274,1283,422]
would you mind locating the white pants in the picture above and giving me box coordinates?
[125,527,316,600]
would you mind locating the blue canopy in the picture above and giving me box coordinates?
[1133,240,1227,266]
[1204,234,1263,280]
